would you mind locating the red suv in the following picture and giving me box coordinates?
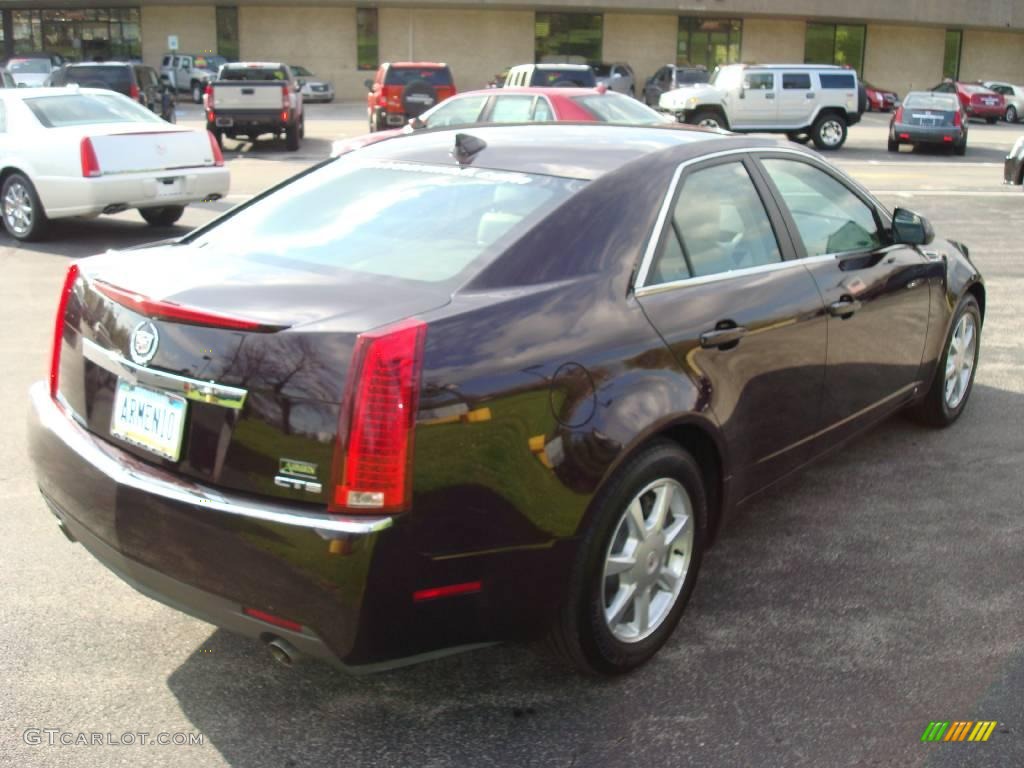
[931,80,1004,124]
[365,62,456,132]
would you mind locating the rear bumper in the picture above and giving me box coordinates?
[965,105,1002,119]
[37,167,230,220]
[209,109,295,133]
[892,123,964,144]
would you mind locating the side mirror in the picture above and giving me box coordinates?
[363,79,374,91]
[892,207,935,246]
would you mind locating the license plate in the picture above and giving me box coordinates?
[216,116,234,127]
[111,380,187,461]
[156,178,183,198]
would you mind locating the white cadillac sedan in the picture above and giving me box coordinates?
[0,87,229,241]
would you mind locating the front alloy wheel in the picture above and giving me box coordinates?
[943,312,978,411]
[602,479,694,643]
[910,294,981,427]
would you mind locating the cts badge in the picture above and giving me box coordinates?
[129,321,160,365]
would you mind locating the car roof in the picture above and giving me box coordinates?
[222,61,287,68]
[387,61,448,68]
[348,122,771,181]
[62,62,133,67]
[523,63,592,70]
[471,86,609,97]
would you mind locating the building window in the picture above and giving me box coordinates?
[943,29,962,80]
[216,7,239,62]
[804,22,866,74]
[677,18,741,69]
[535,13,602,65]
[13,8,140,61]
[356,8,378,71]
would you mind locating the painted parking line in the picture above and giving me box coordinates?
[872,190,1022,197]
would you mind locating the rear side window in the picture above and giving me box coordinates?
[819,73,856,89]
[186,161,585,285]
[220,66,288,81]
[761,159,881,256]
[490,95,535,122]
[530,68,595,88]
[24,93,165,127]
[384,67,453,87]
[650,162,782,284]
[64,66,132,90]
[783,73,812,90]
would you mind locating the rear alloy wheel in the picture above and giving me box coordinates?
[139,206,185,227]
[547,441,705,674]
[2,173,48,241]
[811,113,847,150]
[1006,105,1018,123]
[910,294,981,427]
[690,109,725,130]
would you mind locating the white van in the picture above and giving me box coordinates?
[503,63,596,89]
[659,64,866,150]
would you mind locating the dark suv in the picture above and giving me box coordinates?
[47,62,176,123]
[365,62,456,131]
[643,65,709,107]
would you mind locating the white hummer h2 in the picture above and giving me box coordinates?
[659,64,866,150]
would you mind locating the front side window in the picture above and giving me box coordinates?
[649,161,781,284]
[423,95,488,128]
[761,159,881,256]
[744,73,774,90]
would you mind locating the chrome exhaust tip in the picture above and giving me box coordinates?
[265,637,300,667]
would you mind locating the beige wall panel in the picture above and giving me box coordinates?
[960,29,1024,84]
[141,5,217,68]
[740,18,805,65]
[864,24,945,97]
[240,6,366,100]
[379,8,534,92]
[603,13,677,87]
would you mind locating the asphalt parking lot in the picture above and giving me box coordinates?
[2,106,1022,768]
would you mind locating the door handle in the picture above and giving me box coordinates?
[765,92,776,99]
[805,92,816,99]
[700,326,748,349]
[828,297,862,319]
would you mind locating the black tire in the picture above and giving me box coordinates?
[811,113,848,150]
[1,172,48,241]
[985,117,998,125]
[887,136,899,152]
[400,79,438,119]
[299,115,305,140]
[191,81,203,104]
[690,109,727,130]
[285,123,300,151]
[138,206,185,227]
[1005,105,1018,123]
[954,135,967,156]
[909,294,981,428]
[207,125,223,149]
[547,440,707,674]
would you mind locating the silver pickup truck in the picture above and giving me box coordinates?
[205,62,305,151]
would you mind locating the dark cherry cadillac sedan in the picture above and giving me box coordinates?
[28,123,984,674]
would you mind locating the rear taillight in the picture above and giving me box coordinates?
[953,109,962,126]
[50,264,80,402]
[329,318,427,515]
[92,280,279,332]
[129,82,140,100]
[281,84,290,110]
[893,106,904,123]
[205,83,214,108]
[207,130,224,166]
[80,137,100,178]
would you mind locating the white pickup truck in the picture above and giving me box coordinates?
[205,62,304,151]
[160,53,227,104]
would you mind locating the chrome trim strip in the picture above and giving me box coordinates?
[83,337,248,410]
[30,382,392,535]
[633,146,890,295]
[634,254,835,297]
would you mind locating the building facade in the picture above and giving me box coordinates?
[1,1,1023,101]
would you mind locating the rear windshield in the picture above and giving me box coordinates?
[193,55,226,71]
[290,65,313,77]
[903,93,958,110]
[24,93,165,128]
[185,160,584,285]
[675,69,709,85]
[571,93,671,125]
[384,67,453,87]
[220,66,288,81]
[819,73,857,89]
[63,66,132,90]
[530,68,596,88]
[7,58,51,74]
[961,84,992,95]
